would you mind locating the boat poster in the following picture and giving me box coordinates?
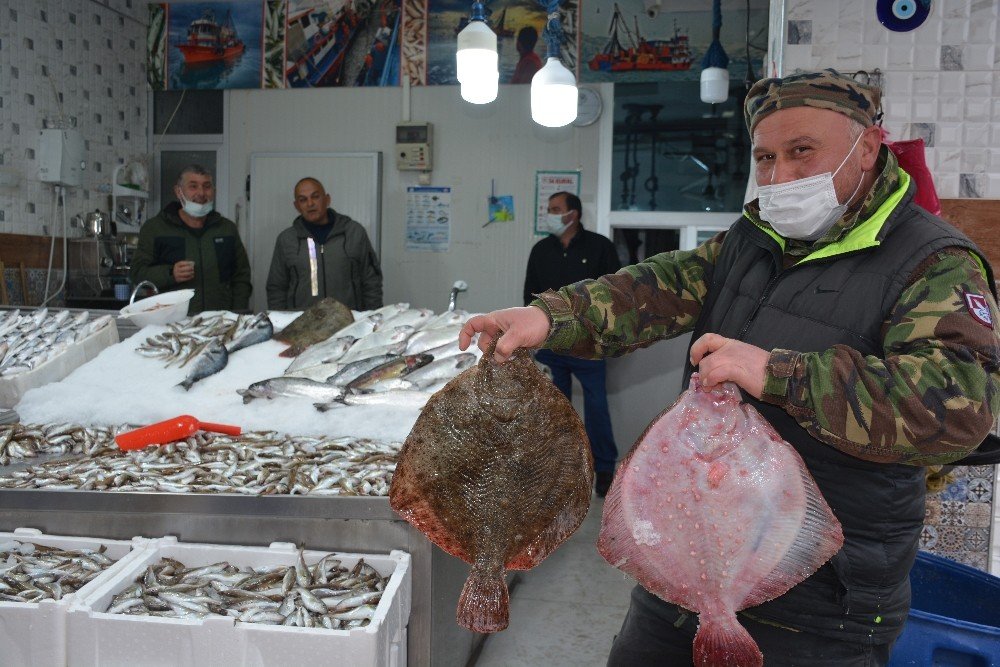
[164,2,264,90]
[580,0,769,84]
[411,0,579,87]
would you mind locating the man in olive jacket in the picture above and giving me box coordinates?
[266,177,383,311]
[131,165,252,314]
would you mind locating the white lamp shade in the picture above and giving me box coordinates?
[700,66,729,104]
[530,57,578,127]
[456,20,498,104]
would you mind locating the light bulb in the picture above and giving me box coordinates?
[700,67,729,104]
[530,57,578,127]
[456,20,498,104]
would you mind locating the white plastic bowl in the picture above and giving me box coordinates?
[118,289,194,327]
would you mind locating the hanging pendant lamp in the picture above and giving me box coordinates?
[530,1,577,127]
[456,1,498,104]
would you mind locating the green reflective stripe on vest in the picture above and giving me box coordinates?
[743,211,786,251]
[799,169,911,265]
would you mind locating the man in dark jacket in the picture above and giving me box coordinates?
[266,177,383,311]
[459,70,1000,665]
[525,191,622,497]
[131,164,252,314]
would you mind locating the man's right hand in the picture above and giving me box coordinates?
[459,306,551,363]
[172,260,195,283]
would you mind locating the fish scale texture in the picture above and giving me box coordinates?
[598,375,844,666]
[390,345,594,633]
[275,297,355,357]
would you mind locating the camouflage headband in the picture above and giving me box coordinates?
[744,69,882,134]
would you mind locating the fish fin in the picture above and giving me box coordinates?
[177,380,192,391]
[279,345,301,358]
[314,401,341,412]
[507,479,592,571]
[456,565,509,634]
[692,613,762,667]
[388,455,471,563]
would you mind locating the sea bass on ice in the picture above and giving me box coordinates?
[177,339,228,391]
[597,374,844,667]
[390,341,593,633]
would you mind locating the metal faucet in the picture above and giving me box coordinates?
[448,280,468,312]
[129,280,159,305]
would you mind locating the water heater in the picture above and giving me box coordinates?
[38,128,85,187]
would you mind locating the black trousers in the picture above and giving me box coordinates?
[607,585,894,667]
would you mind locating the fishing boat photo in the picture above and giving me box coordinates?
[454,4,514,39]
[175,9,245,64]
[588,3,692,72]
[285,3,362,87]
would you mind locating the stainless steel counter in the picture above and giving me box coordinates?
[0,488,484,667]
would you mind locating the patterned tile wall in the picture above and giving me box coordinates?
[782,0,1000,199]
[0,0,148,236]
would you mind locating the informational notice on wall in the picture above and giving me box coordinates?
[406,186,451,252]
[535,171,581,235]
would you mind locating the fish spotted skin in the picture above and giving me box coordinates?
[389,340,593,633]
[177,340,229,391]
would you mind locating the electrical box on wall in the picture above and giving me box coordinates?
[38,128,85,187]
[395,122,432,171]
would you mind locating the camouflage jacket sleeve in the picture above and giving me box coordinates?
[530,233,725,359]
[761,248,1000,465]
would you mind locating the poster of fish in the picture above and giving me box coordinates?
[580,0,768,83]
[165,1,264,90]
[285,0,402,88]
[409,0,579,87]
[263,0,287,88]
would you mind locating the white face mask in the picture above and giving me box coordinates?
[178,193,214,218]
[756,132,866,241]
[542,212,571,236]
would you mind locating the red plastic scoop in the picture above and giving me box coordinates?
[115,415,242,451]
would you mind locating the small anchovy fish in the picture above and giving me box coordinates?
[178,339,229,391]
[0,309,105,376]
[0,429,400,497]
[135,312,253,367]
[0,541,118,603]
[104,549,387,628]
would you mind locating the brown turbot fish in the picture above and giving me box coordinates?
[274,297,354,357]
[390,340,594,633]
[598,374,844,667]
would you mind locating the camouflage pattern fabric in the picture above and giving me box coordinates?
[532,150,1000,466]
[744,69,882,134]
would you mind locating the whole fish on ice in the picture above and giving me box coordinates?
[275,298,354,357]
[390,340,593,633]
[177,339,228,391]
[597,374,844,667]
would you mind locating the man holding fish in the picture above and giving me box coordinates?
[460,70,1000,665]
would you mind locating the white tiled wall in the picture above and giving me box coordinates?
[782,0,1000,198]
[0,0,148,236]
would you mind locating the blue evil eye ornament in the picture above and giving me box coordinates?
[876,0,931,32]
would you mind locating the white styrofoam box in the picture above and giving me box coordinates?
[0,315,119,408]
[67,538,412,667]
[0,527,152,667]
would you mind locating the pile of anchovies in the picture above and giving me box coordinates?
[107,549,386,628]
[0,422,118,467]
[134,313,258,367]
[1,309,114,377]
[0,540,118,603]
[0,429,399,496]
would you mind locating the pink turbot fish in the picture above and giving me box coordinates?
[598,374,844,667]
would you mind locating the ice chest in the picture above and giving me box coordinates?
[0,528,150,667]
[66,537,411,667]
[889,551,1000,666]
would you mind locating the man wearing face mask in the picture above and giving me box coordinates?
[524,191,622,497]
[461,70,1000,664]
[131,164,252,314]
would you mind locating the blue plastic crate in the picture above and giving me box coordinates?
[889,551,1000,667]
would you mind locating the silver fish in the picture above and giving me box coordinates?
[225,313,274,354]
[315,389,433,411]
[238,377,346,404]
[404,353,477,388]
[404,324,463,354]
[284,335,356,373]
[326,354,400,387]
[337,340,408,365]
[177,339,228,391]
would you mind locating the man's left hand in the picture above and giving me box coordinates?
[689,333,769,399]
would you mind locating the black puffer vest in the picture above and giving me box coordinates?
[683,176,994,641]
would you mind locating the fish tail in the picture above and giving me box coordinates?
[693,613,762,667]
[177,379,193,391]
[456,565,509,634]
[279,345,301,358]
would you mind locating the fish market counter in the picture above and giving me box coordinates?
[0,488,484,667]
